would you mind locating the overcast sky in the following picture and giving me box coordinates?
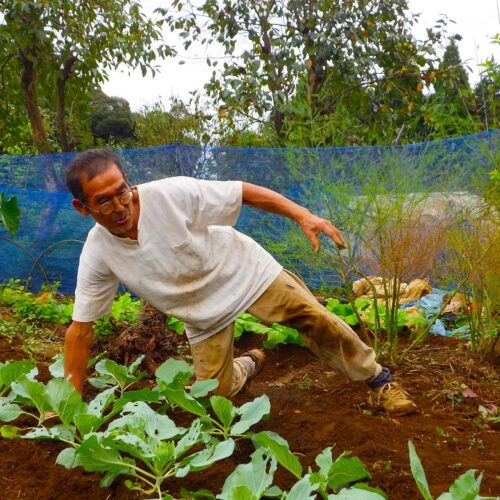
[102,0,500,111]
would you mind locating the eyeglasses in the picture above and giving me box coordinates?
[84,189,134,215]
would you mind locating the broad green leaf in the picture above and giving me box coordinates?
[0,424,20,438]
[167,315,185,334]
[48,355,65,378]
[253,431,302,479]
[108,432,157,463]
[94,359,134,388]
[234,320,245,339]
[108,401,180,440]
[87,387,116,417]
[127,355,145,375]
[285,475,318,499]
[23,424,76,442]
[264,485,283,497]
[350,484,388,499]
[74,414,104,437]
[179,487,215,499]
[316,447,334,477]
[232,395,270,435]
[0,359,37,391]
[77,434,134,474]
[210,395,235,429]
[161,387,207,417]
[264,324,303,349]
[0,193,20,234]
[190,379,219,398]
[328,452,371,491]
[156,358,193,389]
[219,448,276,500]
[120,388,161,403]
[408,441,433,500]
[45,378,85,427]
[221,485,255,500]
[329,486,386,499]
[437,470,483,500]
[182,438,235,471]
[344,314,359,326]
[151,440,177,475]
[236,315,272,335]
[175,419,202,456]
[56,447,81,469]
[100,467,127,488]
[11,378,50,416]
[0,403,24,422]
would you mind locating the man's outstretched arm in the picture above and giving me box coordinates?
[242,182,346,251]
[64,320,94,394]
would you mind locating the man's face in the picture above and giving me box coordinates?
[72,163,138,238]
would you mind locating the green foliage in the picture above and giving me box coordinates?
[2,355,494,498]
[89,90,135,145]
[133,97,210,147]
[165,0,443,144]
[425,39,477,139]
[0,280,73,324]
[325,298,371,326]
[0,1,172,155]
[88,356,146,396]
[234,313,304,349]
[0,193,20,234]
[166,315,185,334]
[94,293,141,336]
[408,441,494,500]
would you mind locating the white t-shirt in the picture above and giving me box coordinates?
[72,176,283,343]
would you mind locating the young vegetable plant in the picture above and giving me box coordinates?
[71,403,235,499]
[89,355,146,396]
[155,358,271,440]
[408,441,495,500]
[219,439,387,499]
[0,359,38,425]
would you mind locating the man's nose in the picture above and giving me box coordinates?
[111,196,126,210]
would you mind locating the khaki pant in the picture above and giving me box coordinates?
[190,270,382,397]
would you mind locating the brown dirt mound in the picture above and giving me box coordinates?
[91,303,189,376]
[0,330,498,499]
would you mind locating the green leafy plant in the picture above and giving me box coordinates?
[0,354,391,499]
[88,356,146,396]
[0,280,73,324]
[234,313,304,349]
[0,193,20,234]
[408,441,495,499]
[94,292,141,336]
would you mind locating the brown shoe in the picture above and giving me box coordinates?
[241,349,266,379]
[368,382,417,415]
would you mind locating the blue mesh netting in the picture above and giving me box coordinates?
[1,130,498,293]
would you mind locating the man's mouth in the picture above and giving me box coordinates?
[113,214,129,224]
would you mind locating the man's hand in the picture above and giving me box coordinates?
[242,182,346,252]
[298,212,346,252]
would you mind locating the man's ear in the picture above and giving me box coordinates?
[72,199,90,216]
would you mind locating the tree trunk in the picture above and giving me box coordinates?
[19,51,61,192]
[19,52,51,155]
[56,56,77,152]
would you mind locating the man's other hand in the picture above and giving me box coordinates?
[298,213,346,252]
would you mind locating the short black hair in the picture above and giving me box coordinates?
[65,148,126,202]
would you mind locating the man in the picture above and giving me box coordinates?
[64,148,416,415]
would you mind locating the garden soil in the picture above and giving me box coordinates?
[0,319,498,500]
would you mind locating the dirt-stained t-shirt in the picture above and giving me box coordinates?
[72,177,283,343]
